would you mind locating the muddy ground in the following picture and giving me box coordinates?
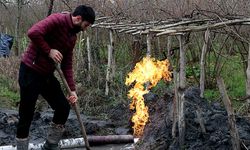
[136,87,250,150]
[0,105,132,146]
[1,87,250,150]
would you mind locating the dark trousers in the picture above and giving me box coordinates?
[16,62,70,138]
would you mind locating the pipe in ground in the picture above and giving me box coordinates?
[0,135,136,150]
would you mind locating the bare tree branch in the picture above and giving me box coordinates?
[0,0,8,9]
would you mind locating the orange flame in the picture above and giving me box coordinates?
[125,56,172,137]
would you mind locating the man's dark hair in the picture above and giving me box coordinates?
[72,5,95,24]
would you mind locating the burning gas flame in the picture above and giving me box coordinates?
[125,56,172,137]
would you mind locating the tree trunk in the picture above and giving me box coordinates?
[131,37,142,67]
[47,0,54,16]
[14,0,23,56]
[200,29,210,98]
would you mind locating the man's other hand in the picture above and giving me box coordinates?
[67,91,78,104]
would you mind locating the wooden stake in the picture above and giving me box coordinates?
[146,33,152,56]
[167,36,172,59]
[76,32,83,73]
[216,76,241,150]
[178,35,186,89]
[200,29,210,98]
[110,29,116,81]
[105,44,113,96]
[177,34,187,146]
[178,90,185,146]
[196,106,206,133]
[86,33,91,81]
[172,70,178,138]
[246,43,250,112]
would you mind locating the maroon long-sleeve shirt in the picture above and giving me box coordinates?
[22,13,77,91]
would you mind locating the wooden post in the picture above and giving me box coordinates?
[110,30,116,81]
[172,70,178,138]
[87,34,91,81]
[146,33,152,56]
[246,43,250,111]
[131,37,142,67]
[76,32,83,72]
[196,106,206,133]
[105,30,114,96]
[178,90,185,146]
[167,36,172,59]
[156,36,161,56]
[178,35,186,89]
[105,44,112,95]
[216,76,241,150]
[200,29,210,98]
[177,34,187,146]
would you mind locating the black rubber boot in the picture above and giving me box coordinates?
[16,137,29,150]
[41,123,65,150]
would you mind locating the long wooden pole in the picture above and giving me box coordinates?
[55,64,91,150]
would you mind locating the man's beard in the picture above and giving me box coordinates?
[72,25,82,33]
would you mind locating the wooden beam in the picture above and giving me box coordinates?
[156,18,250,36]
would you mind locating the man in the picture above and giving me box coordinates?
[16,5,95,150]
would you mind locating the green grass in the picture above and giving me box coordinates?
[0,87,19,102]
[204,89,220,102]
[222,56,246,99]
[0,77,20,108]
[203,54,246,113]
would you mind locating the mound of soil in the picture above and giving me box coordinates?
[136,87,250,150]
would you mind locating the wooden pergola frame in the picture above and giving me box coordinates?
[87,17,250,149]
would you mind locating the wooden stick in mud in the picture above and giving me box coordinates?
[216,76,240,150]
[55,64,91,150]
